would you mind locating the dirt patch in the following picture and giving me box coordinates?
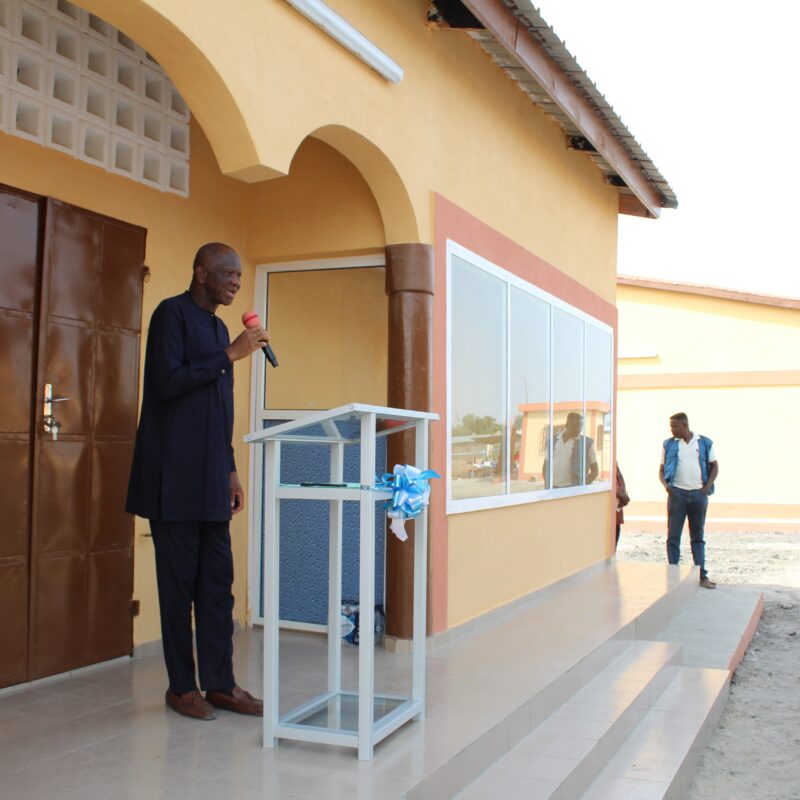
[617,530,800,799]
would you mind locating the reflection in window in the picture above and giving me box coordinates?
[450,256,507,500]
[586,326,612,482]
[547,310,595,488]
[510,288,550,493]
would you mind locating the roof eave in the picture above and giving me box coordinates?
[618,276,800,309]
[458,0,676,218]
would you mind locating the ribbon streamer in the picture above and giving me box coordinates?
[376,464,440,541]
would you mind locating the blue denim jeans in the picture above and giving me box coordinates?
[667,487,708,579]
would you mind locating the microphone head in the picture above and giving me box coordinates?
[242,310,260,328]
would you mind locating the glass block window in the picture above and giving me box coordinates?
[0,0,190,196]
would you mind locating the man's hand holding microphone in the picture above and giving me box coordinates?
[224,310,279,366]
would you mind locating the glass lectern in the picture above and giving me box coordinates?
[245,403,438,760]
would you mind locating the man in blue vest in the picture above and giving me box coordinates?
[659,412,719,589]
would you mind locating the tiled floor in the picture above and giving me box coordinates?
[0,563,701,800]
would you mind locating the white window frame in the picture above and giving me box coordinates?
[446,239,614,515]
[247,254,386,627]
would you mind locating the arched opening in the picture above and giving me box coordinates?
[311,125,419,244]
[73,0,275,180]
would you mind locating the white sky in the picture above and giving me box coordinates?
[534,0,800,299]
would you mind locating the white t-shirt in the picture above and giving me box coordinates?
[553,434,598,488]
[660,434,717,490]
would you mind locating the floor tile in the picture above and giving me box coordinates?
[583,774,670,799]
[61,767,201,799]
[184,777,287,799]
[459,772,560,799]
[496,751,576,782]
[1,772,66,800]
[12,749,120,795]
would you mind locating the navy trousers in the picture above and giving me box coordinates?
[150,520,237,694]
[666,488,709,579]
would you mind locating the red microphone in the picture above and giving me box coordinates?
[242,310,278,367]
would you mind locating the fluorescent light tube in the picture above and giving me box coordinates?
[285,0,404,83]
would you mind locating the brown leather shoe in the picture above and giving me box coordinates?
[165,689,217,720]
[699,576,717,589]
[205,686,263,716]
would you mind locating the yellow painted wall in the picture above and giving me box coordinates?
[80,0,619,301]
[447,493,612,628]
[619,287,800,373]
[617,285,800,530]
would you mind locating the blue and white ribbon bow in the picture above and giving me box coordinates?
[376,464,440,541]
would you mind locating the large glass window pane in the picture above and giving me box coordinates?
[509,288,550,494]
[586,326,613,484]
[549,310,591,488]
[450,256,507,500]
[265,267,387,410]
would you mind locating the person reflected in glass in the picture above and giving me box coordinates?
[543,412,599,488]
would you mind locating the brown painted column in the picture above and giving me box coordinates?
[384,243,434,640]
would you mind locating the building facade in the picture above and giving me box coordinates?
[0,0,674,688]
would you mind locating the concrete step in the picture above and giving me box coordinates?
[400,564,699,800]
[655,584,764,671]
[582,666,730,800]
[454,640,682,800]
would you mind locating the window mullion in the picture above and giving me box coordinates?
[582,320,587,486]
[548,304,554,492]
[505,282,511,496]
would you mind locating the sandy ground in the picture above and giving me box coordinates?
[616,530,800,800]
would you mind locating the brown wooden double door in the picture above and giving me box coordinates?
[0,184,146,688]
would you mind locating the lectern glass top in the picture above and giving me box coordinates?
[245,403,438,445]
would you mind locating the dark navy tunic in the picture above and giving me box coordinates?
[127,291,236,521]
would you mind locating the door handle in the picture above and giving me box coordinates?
[43,383,70,441]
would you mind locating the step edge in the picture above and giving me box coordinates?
[581,666,731,800]
[405,572,699,800]
[449,643,686,800]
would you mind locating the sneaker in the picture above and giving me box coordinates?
[699,576,717,589]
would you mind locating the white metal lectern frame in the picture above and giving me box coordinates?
[244,403,438,760]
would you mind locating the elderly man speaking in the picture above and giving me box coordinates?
[127,243,269,720]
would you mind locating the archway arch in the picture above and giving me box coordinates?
[303,125,420,244]
[73,4,421,240]
[75,0,276,181]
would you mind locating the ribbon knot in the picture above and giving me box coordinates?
[376,464,440,541]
